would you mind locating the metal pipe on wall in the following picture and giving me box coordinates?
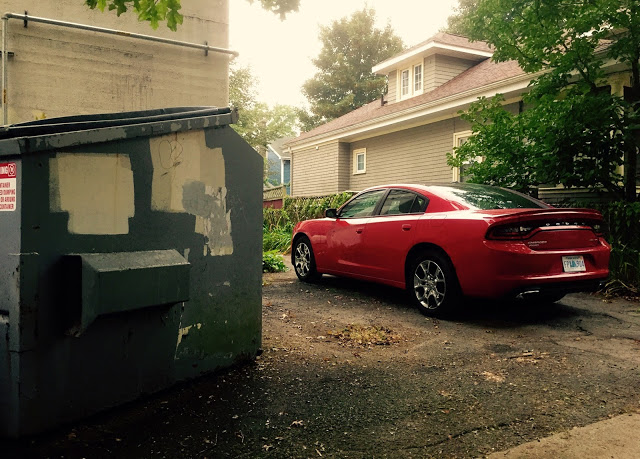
[1,12,240,125]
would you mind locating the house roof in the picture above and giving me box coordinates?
[267,136,294,159]
[288,58,526,148]
[372,33,493,75]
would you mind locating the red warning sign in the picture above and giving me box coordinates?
[0,162,17,212]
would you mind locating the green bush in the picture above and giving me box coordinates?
[262,192,355,255]
[567,200,640,292]
[262,250,286,273]
[263,227,292,252]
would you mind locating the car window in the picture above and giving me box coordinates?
[379,190,427,215]
[430,185,548,210]
[339,189,386,218]
[411,195,428,213]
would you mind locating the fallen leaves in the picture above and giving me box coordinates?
[481,371,506,383]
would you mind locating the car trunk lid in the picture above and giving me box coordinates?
[483,208,605,250]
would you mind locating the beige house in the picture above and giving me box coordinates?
[0,0,233,124]
[285,33,632,199]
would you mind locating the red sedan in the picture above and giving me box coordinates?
[291,184,610,316]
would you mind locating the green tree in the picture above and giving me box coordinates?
[301,8,404,130]
[444,0,478,35]
[229,65,298,155]
[448,0,640,201]
[85,0,300,30]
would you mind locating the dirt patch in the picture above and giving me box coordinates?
[328,324,403,347]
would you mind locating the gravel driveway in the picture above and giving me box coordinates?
[3,265,640,458]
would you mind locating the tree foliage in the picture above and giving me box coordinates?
[444,0,478,35]
[229,65,298,154]
[448,0,640,201]
[85,0,300,30]
[300,8,404,130]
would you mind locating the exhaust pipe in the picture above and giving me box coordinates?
[516,289,541,300]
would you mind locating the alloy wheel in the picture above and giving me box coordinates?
[413,259,447,310]
[294,242,311,277]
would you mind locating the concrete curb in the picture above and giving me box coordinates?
[489,412,640,458]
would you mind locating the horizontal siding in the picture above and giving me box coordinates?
[387,70,397,104]
[349,118,459,190]
[434,55,476,89]
[423,56,437,93]
[337,142,351,191]
[291,142,340,196]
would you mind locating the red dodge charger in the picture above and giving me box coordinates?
[291,184,610,316]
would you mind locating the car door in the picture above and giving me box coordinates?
[358,189,429,284]
[326,189,386,275]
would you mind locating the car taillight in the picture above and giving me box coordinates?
[486,224,535,240]
[590,222,604,236]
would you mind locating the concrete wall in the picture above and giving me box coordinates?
[0,0,229,124]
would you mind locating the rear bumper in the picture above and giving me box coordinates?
[455,239,610,299]
[509,278,607,299]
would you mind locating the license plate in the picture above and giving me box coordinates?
[562,256,586,273]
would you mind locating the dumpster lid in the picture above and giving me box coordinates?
[0,107,237,157]
[0,107,232,140]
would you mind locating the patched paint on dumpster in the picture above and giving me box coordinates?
[49,153,135,235]
[150,131,233,256]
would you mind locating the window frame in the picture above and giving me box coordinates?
[337,189,386,219]
[378,188,429,216]
[413,63,423,95]
[400,68,410,98]
[451,130,473,182]
[353,148,366,175]
[398,61,424,100]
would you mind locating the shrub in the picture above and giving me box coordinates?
[565,200,640,292]
[262,250,286,273]
[262,192,355,255]
[263,227,292,252]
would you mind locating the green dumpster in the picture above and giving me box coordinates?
[0,107,263,437]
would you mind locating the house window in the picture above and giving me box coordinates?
[353,148,366,174]
[401,69,410,97]
[413,64,423,94]
[452,131,483,182]
[399,63,423,100]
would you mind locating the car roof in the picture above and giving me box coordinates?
[360,183,498,194]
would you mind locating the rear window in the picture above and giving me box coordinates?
[432,185,548,210]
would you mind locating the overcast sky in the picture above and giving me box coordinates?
[229,0,460,108]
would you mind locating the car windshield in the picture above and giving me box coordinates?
[431,185,548,210]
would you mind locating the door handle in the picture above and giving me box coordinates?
[402,224,412,231]
[356,228,363,234]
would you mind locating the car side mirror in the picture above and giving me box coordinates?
[324,208,337,219]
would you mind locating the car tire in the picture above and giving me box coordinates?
[407,250,460,317]
[293,235,321,282]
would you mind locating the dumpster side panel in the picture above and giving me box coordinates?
[0,159,21,437]
[172,127,263,377]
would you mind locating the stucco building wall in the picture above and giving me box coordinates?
[0,0,229,124]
